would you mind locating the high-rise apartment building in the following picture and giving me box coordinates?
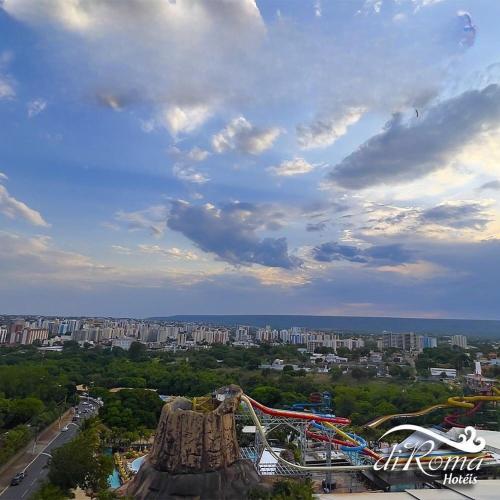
[0,325,8,344]
[21,328,49,345]
[419,336,438,349]
[383,332,419,351]
[451,335,467,349]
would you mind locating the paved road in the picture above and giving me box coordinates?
[0,398,98,500]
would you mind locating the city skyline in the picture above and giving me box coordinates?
[1,1,500,319]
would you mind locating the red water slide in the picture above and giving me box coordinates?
[246,396,351,425]
[443,401,483,428]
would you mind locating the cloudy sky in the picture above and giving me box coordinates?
[1,0,500,319]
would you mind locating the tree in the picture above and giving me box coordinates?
[251,386,282,406]
[249,479,314,500]
[49,426,113,494]
[30,482,67,500]
[329,366,343,380]
[128,342,147,362]
[62,340,80,352]
[11,397,44,425]
[351,367,368,380]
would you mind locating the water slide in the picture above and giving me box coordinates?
[241,394,372,472]
[245,396,350,425]
[366,393,500,429]
[443,401,483,428]
[442,394,500,427]
[241,394,487,471]
[366,403,449,428]
[306,421,379,460]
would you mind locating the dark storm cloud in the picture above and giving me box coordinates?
[363,244,414,264]
[167,200,301,269]
[312,242,414,266]
[312,242,368,263]
[329,85,500,189]
[420,202,492,229]
[306,221,328,232]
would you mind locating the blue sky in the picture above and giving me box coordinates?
[1,0,500,319]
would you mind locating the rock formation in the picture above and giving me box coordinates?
[123,385,261,499]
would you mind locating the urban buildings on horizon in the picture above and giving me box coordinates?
[0,314,480,355]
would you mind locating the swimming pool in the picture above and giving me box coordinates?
[129,455,147,473]
[108,468,121,489]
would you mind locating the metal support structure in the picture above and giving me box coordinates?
[325,426,332,491]
[240,394,373,473]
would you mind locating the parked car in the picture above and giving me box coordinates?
[61,425,69,432]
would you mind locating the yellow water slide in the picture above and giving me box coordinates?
[366,391,500,429]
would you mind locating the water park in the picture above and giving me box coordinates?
[108,383,500,497]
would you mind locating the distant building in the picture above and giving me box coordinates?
[419,336,438,349]
[193,327,229,345]
[383,332,419,351]
[336,337,364,350]
[430,367,457,378]
[9,319,25,343]
[235,325,250,342]
[325,353,348,364]
[451,335,468,349]
[21,328,48,345]
[176,332,187,346]
[0,325,8,344]
[112,337,135,350]
[259,359,301,371]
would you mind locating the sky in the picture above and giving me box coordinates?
[1,0,500,319]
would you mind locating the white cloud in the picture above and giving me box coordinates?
[0,231,211,288]
[168,145,210,184]
[359,199,496,241]
[0,50,15,100]
[0,78,15,100]
[267,158,314,177]
[0,232,109,282]
[212,116,281,155]
[138,244,199,261]
[114,205,167,237]
[167,145,209,162]
[3,0,478,144]
[163,104,211,136]
[111,245,133,255]
[314,1,322,18]
[27,98,47,117]
[297,109,364,149]
[172,164,209,184]
[0,176,49,227]
[141,104,212,136]
[187,146,209,162]
[4,0,264,122]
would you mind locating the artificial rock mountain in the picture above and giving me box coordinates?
[123,385,261,499]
